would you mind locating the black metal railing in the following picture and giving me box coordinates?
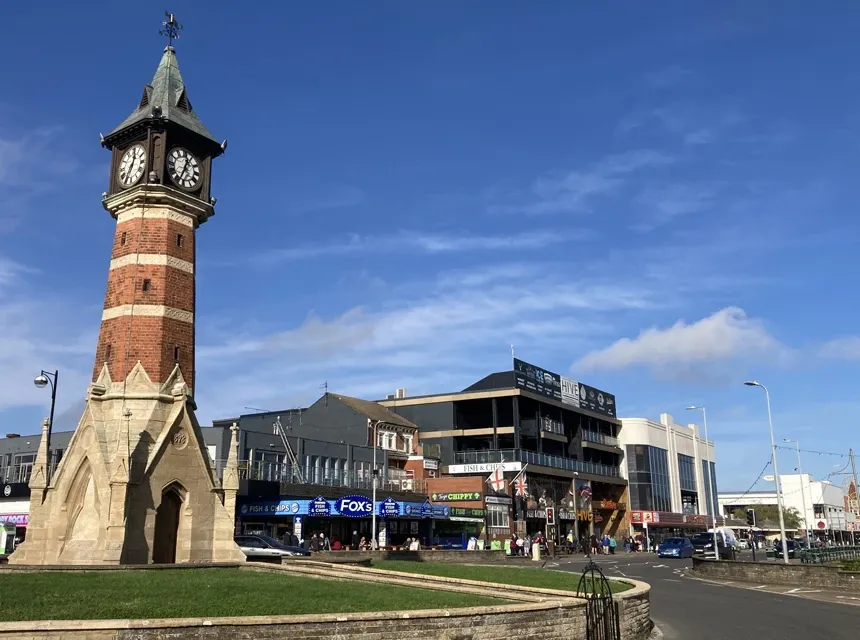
[454,449,620,478]
[581,431,619,447]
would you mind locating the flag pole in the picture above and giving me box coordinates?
[509,463,529,486]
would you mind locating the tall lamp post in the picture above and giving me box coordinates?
[687,406,720,560]
[368,418,390,550]
[33,369,59,481]
[783,438,810,549]
[744,381,790,564]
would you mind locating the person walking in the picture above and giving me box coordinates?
[609,536,617,555]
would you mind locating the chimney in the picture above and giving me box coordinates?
[5,434,20,439]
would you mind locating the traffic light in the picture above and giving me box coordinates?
[546,506,556,526]
[746,508,756,527]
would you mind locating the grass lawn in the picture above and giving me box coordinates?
[0,568,503,622]
[371,560,631,594]
[842,559,860,571]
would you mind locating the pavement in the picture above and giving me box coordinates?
[542,552,859,640]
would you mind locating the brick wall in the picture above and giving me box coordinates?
[692,557,860,592]
[93,212,197,388]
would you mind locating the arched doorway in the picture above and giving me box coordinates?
[153,485,183,563]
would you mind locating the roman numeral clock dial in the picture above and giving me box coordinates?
[118,144,147,187]
[166,147,201,190]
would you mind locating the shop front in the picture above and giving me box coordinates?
[629,510,726,545]
[238,495,450,548]
[0,483,31,545]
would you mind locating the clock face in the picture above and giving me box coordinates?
[118,144,146,187]
[167,147,201,189]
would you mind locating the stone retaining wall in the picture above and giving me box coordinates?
[0,562,652,639]
[692,557,860,592]
[311,549,511,564]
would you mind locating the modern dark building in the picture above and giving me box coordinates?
[379,359,628,542]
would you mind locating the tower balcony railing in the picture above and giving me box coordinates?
[211,459,428,495]
[454,449,621,478]
[580,430,619,447]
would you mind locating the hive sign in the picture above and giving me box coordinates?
[335,495,374,518]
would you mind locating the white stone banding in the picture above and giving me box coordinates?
[102,305,194,324]
[110,254,194,274]
[116,208,196,227]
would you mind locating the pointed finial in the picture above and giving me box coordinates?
[41,418,50,431]
[230,422,239,434]
[159,11,183,48]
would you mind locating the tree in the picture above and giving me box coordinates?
[731,506,802,529]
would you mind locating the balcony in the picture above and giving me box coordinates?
[581,430,619,447]
[213,460,428,495]
[454,449,621,478]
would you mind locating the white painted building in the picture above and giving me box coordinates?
[719,475,857,538]
[619,413,718,521]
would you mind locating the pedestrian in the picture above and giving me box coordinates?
[609,536,617,555]
[524,534,532,557]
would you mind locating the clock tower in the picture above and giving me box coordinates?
[11,15,244,566]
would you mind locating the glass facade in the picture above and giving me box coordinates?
[677,454,697,493]
[700,459,718,517]
[626,445,672,512]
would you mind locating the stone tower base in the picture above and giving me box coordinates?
[10,362,244,565]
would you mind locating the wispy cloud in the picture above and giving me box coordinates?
[573,307,791,384]
[489,150,675,216]
[818,337,860,361]
[194,261,660,420]
[250,229,590,265]
[290,185,365,213]
[644,65,693,89]
[633,183,715,229]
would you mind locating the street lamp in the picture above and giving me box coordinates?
[33,369,59,482]
[783,438,810,550]
[687,406,720,561]
[744,381,790,564]
[368,418,391,551]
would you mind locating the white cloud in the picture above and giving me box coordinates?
[490,150,675,216]
[573,307,787,381]
[634,183,715,228]
[251,229,589,265]
[644,66,693,88]
[193,262,658,421]
[818,337,860,361]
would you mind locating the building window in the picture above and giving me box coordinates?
[142,278,151,292]
[403,434,413,454]
[701,459,718,517]
[678,454,697,492]
[177,233,184,248]
[626,444,671,512]
[13,454,35,484]
[487,503,509,529]
[120,231,127,246]
[104,344,112,360]
[173,345,180,361]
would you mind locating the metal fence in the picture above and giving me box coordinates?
[800,545,860,565]
[212,460,428,495]
[581,431,620,447]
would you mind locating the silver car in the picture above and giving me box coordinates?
[234,534,310,559]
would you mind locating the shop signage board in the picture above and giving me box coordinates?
[449,507,485,518]
[513,358,562,401]
[335,495,374,518]
[447,462,522,474]
[485,495,513,505]
[431,492,481,502]
[308,496,331,517]
[0,514,28,526]
[379,497,399,518]
[240,497,451,520]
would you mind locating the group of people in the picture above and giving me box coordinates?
[281,529,422,552]
[559,531,656,555]
[504,531,547,556]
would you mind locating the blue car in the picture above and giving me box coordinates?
[657,537,694,559]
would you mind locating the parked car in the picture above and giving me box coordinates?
[657,537,695,559]
[234,534,310,559]
[773,539,799,559]
[736,538,749,550]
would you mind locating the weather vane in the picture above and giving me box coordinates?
[159,11,183,47]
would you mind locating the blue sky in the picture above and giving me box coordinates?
[1,2,859,493]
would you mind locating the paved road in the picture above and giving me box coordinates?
[549,553,858,639]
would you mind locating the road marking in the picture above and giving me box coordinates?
[836,596,860,601]
[653,564,668,568]
[786,588,821,594]
[752,585,768,589]
[664,578,682,582]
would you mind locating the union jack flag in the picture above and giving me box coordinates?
[514,471,529,497]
